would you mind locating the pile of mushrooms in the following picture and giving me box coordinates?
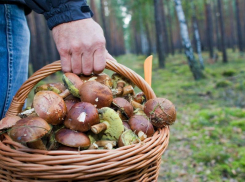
[0,72,176,151]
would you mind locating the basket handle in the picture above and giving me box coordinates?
[6,60,156,116]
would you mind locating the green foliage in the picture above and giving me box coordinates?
[216,80,231,88]
[222,69,237,77]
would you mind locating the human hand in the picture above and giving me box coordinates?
[52,18,115,75]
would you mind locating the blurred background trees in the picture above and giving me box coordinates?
[27,0,245,76]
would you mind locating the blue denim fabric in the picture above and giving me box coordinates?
[0,4,30,119]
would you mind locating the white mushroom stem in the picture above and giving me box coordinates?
[91,123,108,134]
[59,89,70,98]
[104,143,113,150]
[138,131,147,141]
[88,142,99,149]
[95,140,117,147]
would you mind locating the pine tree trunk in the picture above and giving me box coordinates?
[191,0,204,69]
[235,0,244,53]
[90,0,99,23]
[154,0,165,68]
[217,0,228,63]
[167,0,175,55]
[100,0,111,53]
[229,0,236,52]
[205,1,214,59]
[144,21,153,56]
[214,2,221,51]
[159,0,169,55]
[174,0,204,80]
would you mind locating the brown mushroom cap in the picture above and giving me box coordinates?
[57,145,78,151]
[33,91,67,125]
[80,73,112,87]
[0,116,21,130]
[144,98,176,127]
[112,97,134,118]
[122,121,130,130]
[34,83,66,94]
[79,81,113,109]
[64,102,99,132]
[65,97,80,112]
[55,128,91,148]
[128,115,155,137]
[8,117,51,143]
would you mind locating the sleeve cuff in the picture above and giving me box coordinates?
[44,1,93,30]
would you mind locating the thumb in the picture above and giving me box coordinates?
[106,51,117,62]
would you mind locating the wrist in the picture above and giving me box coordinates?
[44,1,93,30]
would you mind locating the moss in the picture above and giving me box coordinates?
[222,69,236,77]
[216,80,231,88]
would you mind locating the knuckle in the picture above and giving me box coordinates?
[71,43,81,53]
[58,46,69,56]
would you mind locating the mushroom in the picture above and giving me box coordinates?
[122,85,135,96]
[80,73,113,88]
[112,80,126,96]
[122,121,131,131]
[62,73,84,98]
[8,117,51,150]
[95,140,117,150]
[111,97,134,119]
[64,97,80,112]
[34,83,66,94]
[130,100,144,110]
[111,73,135,89]
[64,102,99,132]
[144,98,176,128]
[57,145,79,151]
[79,81,113,109]
[0,116,21,131]
[118,129,140,147]
[55,128,90,149]
[133,92,146,104]
[128,113,155,141]
[33,91,67,125]
[18,108,37,118]
[91,107,124,141]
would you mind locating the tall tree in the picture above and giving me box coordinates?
[154,0,165,68]
[217,0,228,63]
[205,0,214,59]
[228,0,236,52]
[159,0,169,55]
[167,0,175,55]
[90,0,99,23]
[174,0,204,80]
[100,0,111,53]
[235,0,244,53]
[191,0,204,69]
[213,2,220,51]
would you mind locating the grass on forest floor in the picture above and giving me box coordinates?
[27,50,245,182]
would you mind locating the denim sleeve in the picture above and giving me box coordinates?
[24,0,93,30]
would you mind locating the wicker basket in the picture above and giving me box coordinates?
[0,60,170,182]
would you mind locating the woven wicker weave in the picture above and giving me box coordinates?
[0,60,170,181]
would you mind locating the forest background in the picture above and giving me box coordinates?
[26,0,245,181]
